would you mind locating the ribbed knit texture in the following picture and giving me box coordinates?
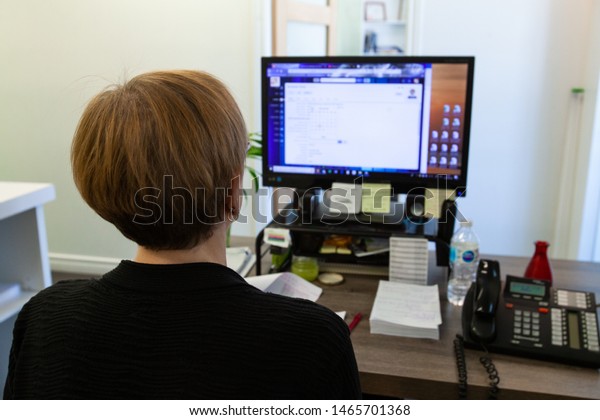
[4,261,361,399]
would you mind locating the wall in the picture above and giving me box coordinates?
[1,0,597,267]
[414,0,595,257]
[0,0,263,269]
[575,1,600,261]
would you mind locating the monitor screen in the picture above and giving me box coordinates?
[261,56,475,196]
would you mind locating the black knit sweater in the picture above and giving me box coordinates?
[4,261,361,399]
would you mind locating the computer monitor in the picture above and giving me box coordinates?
[261,56,475,196]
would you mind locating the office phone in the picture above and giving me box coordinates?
[461,260,600,368]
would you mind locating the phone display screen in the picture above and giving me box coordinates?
[509,281,546,297]
[568,312,581,349]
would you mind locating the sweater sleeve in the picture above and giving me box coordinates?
[332,326,362,399]
[3,304,27,400]
[3,344,16,399]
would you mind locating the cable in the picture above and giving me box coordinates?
[479,356,500,399]
[453,334,468,399]
[454,335,501,399]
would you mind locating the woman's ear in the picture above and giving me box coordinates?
[226,171,243,222]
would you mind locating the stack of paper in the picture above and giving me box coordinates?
[370,280,442,340]
[389,237,428,284]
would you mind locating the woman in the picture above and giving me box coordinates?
[4,70,361,399]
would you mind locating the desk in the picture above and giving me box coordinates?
[251,238,600,399]
[313,254,600,399]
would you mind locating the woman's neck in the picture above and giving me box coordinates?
[133,225,228,265]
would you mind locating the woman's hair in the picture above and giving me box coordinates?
[71,70,247,250]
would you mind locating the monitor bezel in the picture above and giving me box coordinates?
[261,55,475,196]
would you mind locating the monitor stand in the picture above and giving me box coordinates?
[290,188,437,234]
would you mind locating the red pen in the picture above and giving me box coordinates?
[348,312,363,333]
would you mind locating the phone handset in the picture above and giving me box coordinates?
[469,260,501,343]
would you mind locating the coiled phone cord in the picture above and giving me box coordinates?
[453,334,468,398]
[479,354,500,399]
[454,334,500,399]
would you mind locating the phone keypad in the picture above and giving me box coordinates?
[513,309,541,340]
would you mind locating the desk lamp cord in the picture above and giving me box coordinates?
[454,334,500,399]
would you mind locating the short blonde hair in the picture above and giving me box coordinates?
[71,70,247,250]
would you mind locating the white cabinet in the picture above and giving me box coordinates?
[361,0,413,55]
[0,181,55,394]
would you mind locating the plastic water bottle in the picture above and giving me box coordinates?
[447,220,480,306]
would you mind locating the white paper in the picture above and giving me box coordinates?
[245,272,322,302]
[370,280,441,339]
[371,281,441,328]
[389,237,428,284]
[245,273,280,291]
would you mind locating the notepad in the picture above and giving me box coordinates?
[389,237,428,284]
[370,280,442,340]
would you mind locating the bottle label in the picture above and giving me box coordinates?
[450,245,479,264]
[462,250,476,263]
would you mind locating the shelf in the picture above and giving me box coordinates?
[0,291,36,323]
[360,0,411,55]
[0,182,55,221]
[255,202,454,275]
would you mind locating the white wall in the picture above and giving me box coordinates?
[575,1,600,261]
[1,0,597,268]
[414,0,595,258]
[0,0,264,267]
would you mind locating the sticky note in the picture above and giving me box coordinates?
[361,183,391,214]
[424,189,442,219]
[330,182,362,214]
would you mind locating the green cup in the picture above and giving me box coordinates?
[291,256,319,282]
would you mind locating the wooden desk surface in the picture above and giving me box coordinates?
[239,236,600,399]
[317,254,600,399]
